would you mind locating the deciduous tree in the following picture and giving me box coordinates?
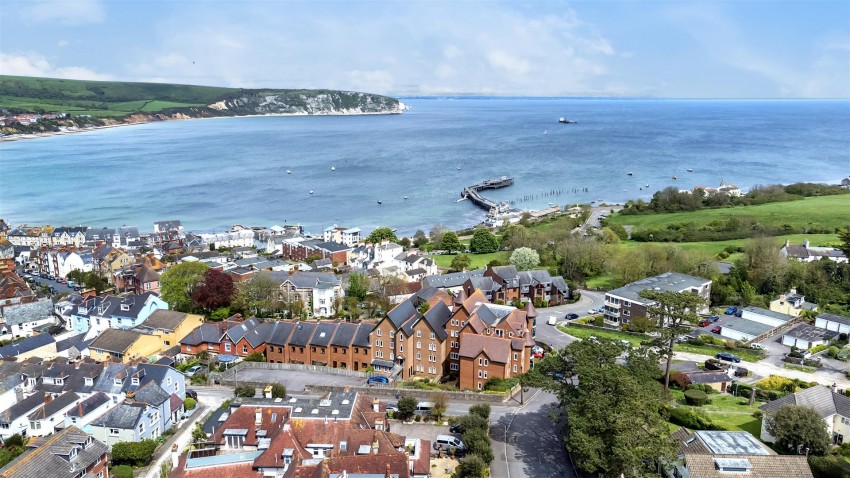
[366,227,398,244]
[501,224,530,250]
[413,229,429,248]
[429,223,449,245]
[192,268,235,312]
[160,262,209,311]
[469,228,499,253]
[439,231,462,252]
[450,254,472,272]
[509,247,540,270]
[766,405,830,455]
[346,272,369,302]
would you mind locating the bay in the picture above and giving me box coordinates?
[1,98,848,235]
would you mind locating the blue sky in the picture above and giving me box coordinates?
[1,0,848,98]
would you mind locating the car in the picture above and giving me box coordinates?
[711,326,721,334]
[725,306,738,315]
[184,365,204,377]
[74,286,82,291]
[434,435,465,453]
[750,343,767,351]
[366,375,389,385]
[715,352,741,363]
[565,313,579,320]
[698,320,711,327]
[48,286,56,294]
[67,281,77,287]
[59,279,68,284]
[734,309,744,317]
[588,309,598,314]
[450,423,464,434]
[547,317,557,326]
[185,389,198,400]
[707,315,720,323]
[386,402,398,412]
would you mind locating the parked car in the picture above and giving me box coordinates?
[707,315,720,323]
[565,313,579,320]
[184,365,204,377]
[711,326,721,334]
[366,375,389,385]
[434,435,465,452]
[698,320,711,327]
[547,316,557,326]
[725,306,738,315]
[185,389,198,400]
[386,402,398,412]
[450,423,464,434]
[750,343,767,351]
[59,279,68,284]
[715,352,741,363]
[734,309,744,317]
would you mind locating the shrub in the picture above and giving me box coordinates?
[111,465,134,478]
[234,385,256,398]
[752,410,763,419]
[184,397,197,410]
[808,455,850,478]
[592,315,603,327]
[271,383,286,399]
[414,414,422,422]
[667,406,723,430]
[756,375,795,391]
[453,454,486,478]
[458,414,489,434]
[469,404,491,420]
[244,351,266,362]
[670,371,690,389]
[828,346,841,359]
[111,439,158,467]
[190,373,208,385]
[684,389,710,406]
[687,384,716,395]
[397,396,418,421]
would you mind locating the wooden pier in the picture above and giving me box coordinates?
[461,176,514,211]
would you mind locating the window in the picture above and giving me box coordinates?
[110,428,120,436]
[164,340,170,346]
[113,378,122,386]
[513,365,517,373]
[291,346,296,352]
[311,346,316,352]
[138,422,145,434]
[843,417,850,426]
[376,340,383,347]
[55,378,64,386]
[430,332,435,340]
[224,343,231,352]
[376,330,382,337]
[450,363,459,371]
[483,371,488,379]
[428,343,436,351]
[416,352,421,360]
[496,329,504,337]
[389,331,395,339]
[478,370,483,378]
[416,330,421,338]
[390,352,394,360]
[416,341,421,349]
[450,352,459,360]
[333,347,338,353]
[483,359,489,366]
[399,344,403,352]
[131,377,139,385]
[514,353,518,360]
[398,334,404,341]
[242,345,248,353]
[390,342,394,349]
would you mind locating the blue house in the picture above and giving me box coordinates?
[70,292,167,337]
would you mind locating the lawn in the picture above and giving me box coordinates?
[673,343,763,363]
[670,392,763,436]
[557,324,647,346]
[429,251,510,270]
[619,233,838,257]
[609,195,850,233]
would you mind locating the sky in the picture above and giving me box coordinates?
[1,0,848,98]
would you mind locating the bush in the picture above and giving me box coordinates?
[414,414,422,422]
[828,346,841,359]
[592,315,603,327]
[670,371,690,389]
[234,385,256,398]
[687,384,716,395]
[667,406,724,431]
[453,454,486,478]
[397,396,418,421]
[684,389,710,406]
[190,373,208,385]
[271,383,286,398]
[184,397,197,410]
[469,404,491,420]
[752,410,763,419]
[111,439,158,467]
[111,465,134,478]
[244,351,266,362]
[756,375,795,391]
[462,429,494,464]
[458,414,489,434]
[808,454,850,478]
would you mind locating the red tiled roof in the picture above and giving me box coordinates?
[458,334,512,363]
[169,454,261,478]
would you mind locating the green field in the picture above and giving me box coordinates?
[609,195,850,232]
[429,251,510,270]
[619,233,839,257]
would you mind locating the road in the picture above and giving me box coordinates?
[19,266,78,295]
[575,205,623,235]
[535,289,604,349]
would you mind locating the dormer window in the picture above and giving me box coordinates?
[121,304,130,311]
[131,377,139,385]
[55,378,64,386]
[113,378,122,386]
[85,377,94,386]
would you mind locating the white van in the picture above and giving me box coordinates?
[547,316,557,326]
[433,435,465,452]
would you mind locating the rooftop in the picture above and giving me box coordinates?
[720,318,775,337]
[607,272,710,303]
[783,323,838,342]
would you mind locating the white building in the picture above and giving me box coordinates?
[198,227,255,249]
[815,313,850,335]
[323,225,361,247]
[780,239,848,263]
[740,306,794,328]
[0,299,56,341]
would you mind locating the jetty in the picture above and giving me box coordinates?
[461,176,514,212]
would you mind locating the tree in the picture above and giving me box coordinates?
[192,268,235,312]
[501,224,530,250]
[440,231,462,252]
[237,272,281,316]
[234,385,256,398]
[838,226,850,258]
[184,397,197,410]
[509,247,540,270]
[600,227,620,244]
[469,404,490,421]
[470,228,499,253]
[639,289,704,397]
[160,262,209,311]
[271,383,286,399]
[431,392,448,422]
[366,227,398,244]
[458,414,489,434]
[766,405,830,455]
[347,272,369,302]
[190,423,207,445]
[450,254,472,272]
[533,338,675,477]
[413,229,429,248]
[453,454,486,478]
[244,351,266,362]
[430,223,449,245]
[462,428,494,464]
[399,237,411,248]
[397,396,417,421]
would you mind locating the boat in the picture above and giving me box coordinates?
[543,129,548,135]
[377,200,383,205]
[559,117,577,124]
[686,168,693,172]
[457,165,462,170]
[309,190,314,195]
[672,176,677,180]
[286,170,291,175]
[331,166,336,171]
[626,172,633,176]
[403,195,408,200]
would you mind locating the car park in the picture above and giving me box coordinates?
[434,435,465,452]
[734,309,743,317]
[366,375,389,385]
[725,306,737,315]
[711,326,721,334]
[715,352,741,363]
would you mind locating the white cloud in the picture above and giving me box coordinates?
[486,50,531,75]
[24,0,105,25]
[0,52,111,80]
[435,64,455,80]
[443,45,463,59]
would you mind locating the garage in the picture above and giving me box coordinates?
[781,323,838,350]
[719,319,774,342]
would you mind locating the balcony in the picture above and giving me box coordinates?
[604,309,620,318]
[604,300,621,309]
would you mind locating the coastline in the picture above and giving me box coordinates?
[0,107,406,143]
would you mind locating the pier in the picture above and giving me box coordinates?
[461,176,514,212]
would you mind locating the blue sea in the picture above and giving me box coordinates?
[1,98,848,235]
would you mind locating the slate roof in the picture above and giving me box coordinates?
[0,333,55,357]
[817,312,850,326]
[66,391,110,418]
[314,241,351,253]
[720,319,775,338]
[223,318,261,343]
[311,322,338,347]
[265,321,296,346]
[136,363,174,389]
[201,406,230,436]
[742,307,793,323]
[0,392,46,424]
[36,362,102,395]
[330,322,358,347]
[131,381,170,407]
[352,323,374,348]
[180,321,229,346]
[685,371,731,384]
[0,359,51,395]
[55,333,93,354]
[91,402,146,429]
[2,299,53,325]
[89,328,144,354]
[760,385,850,418]
[682,454,813,478]
[421,301,451,341]
[73,292,159,320]
[93,363,133,395]
[241,322,274,348]
[28,391,79,421]
[458,335,512,364]
[139,310,189,332]
[0,426,109,478]
[607,272,710,303]
[783,323,838,342]
[266,271,340,289]
[288,322,317,347]
[422,268,486,289]
[386,300,417,329]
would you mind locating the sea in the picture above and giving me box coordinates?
[1,98,848,235]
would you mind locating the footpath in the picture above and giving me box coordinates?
[139,405,208,478]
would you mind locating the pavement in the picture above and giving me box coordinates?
[143,404,209,478]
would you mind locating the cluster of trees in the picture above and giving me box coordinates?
[66,269,109,293]
[0,434,26,468]
[160,262,236,314]
[621,183,848,215]
[629,216,835,243]
[452,404,494,478]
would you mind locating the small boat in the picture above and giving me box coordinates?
[543,129,548,135]
[286,170,291,175]
[403,195,408,200]
[377,200,383,205]
[686,168,693,172]
[559,117,577,124]
[672,176,677,180]
[626,172,633,176]
[457,165,462,170]
[309,190,314,195]
[331,166,336,171]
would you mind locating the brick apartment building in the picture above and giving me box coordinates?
[463,265,570,306]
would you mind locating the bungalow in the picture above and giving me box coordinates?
[780,239,848,263]
[88,328,165,363]
[0,333,57,360]
[814,313,850,335]
[760,385,850,446]
[679,370,731,393]
[27,390,80,436]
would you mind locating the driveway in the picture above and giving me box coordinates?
[391,421,454,446]
[232,368,365,392]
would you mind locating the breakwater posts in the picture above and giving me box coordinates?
[461,176,514,211]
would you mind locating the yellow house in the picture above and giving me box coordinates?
[133,310,204,351]
[769,289,818,317]
[88,328,163,363]
[108,252,134,271]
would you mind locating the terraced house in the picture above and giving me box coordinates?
[463,265,570,306]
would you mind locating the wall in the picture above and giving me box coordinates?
[304,383,520,404]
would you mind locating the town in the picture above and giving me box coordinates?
[0,182,848,478]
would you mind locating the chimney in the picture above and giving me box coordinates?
[372,435,379,455]
[804,240,810,249]
[372,398,380,413]
[255,407,262,426]
[385,464,391,478]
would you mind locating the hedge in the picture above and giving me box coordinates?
[667,406,726,431]
[684,389,710,406]
[111,439,158,467]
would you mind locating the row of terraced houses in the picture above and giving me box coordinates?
[179,286,537,390]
